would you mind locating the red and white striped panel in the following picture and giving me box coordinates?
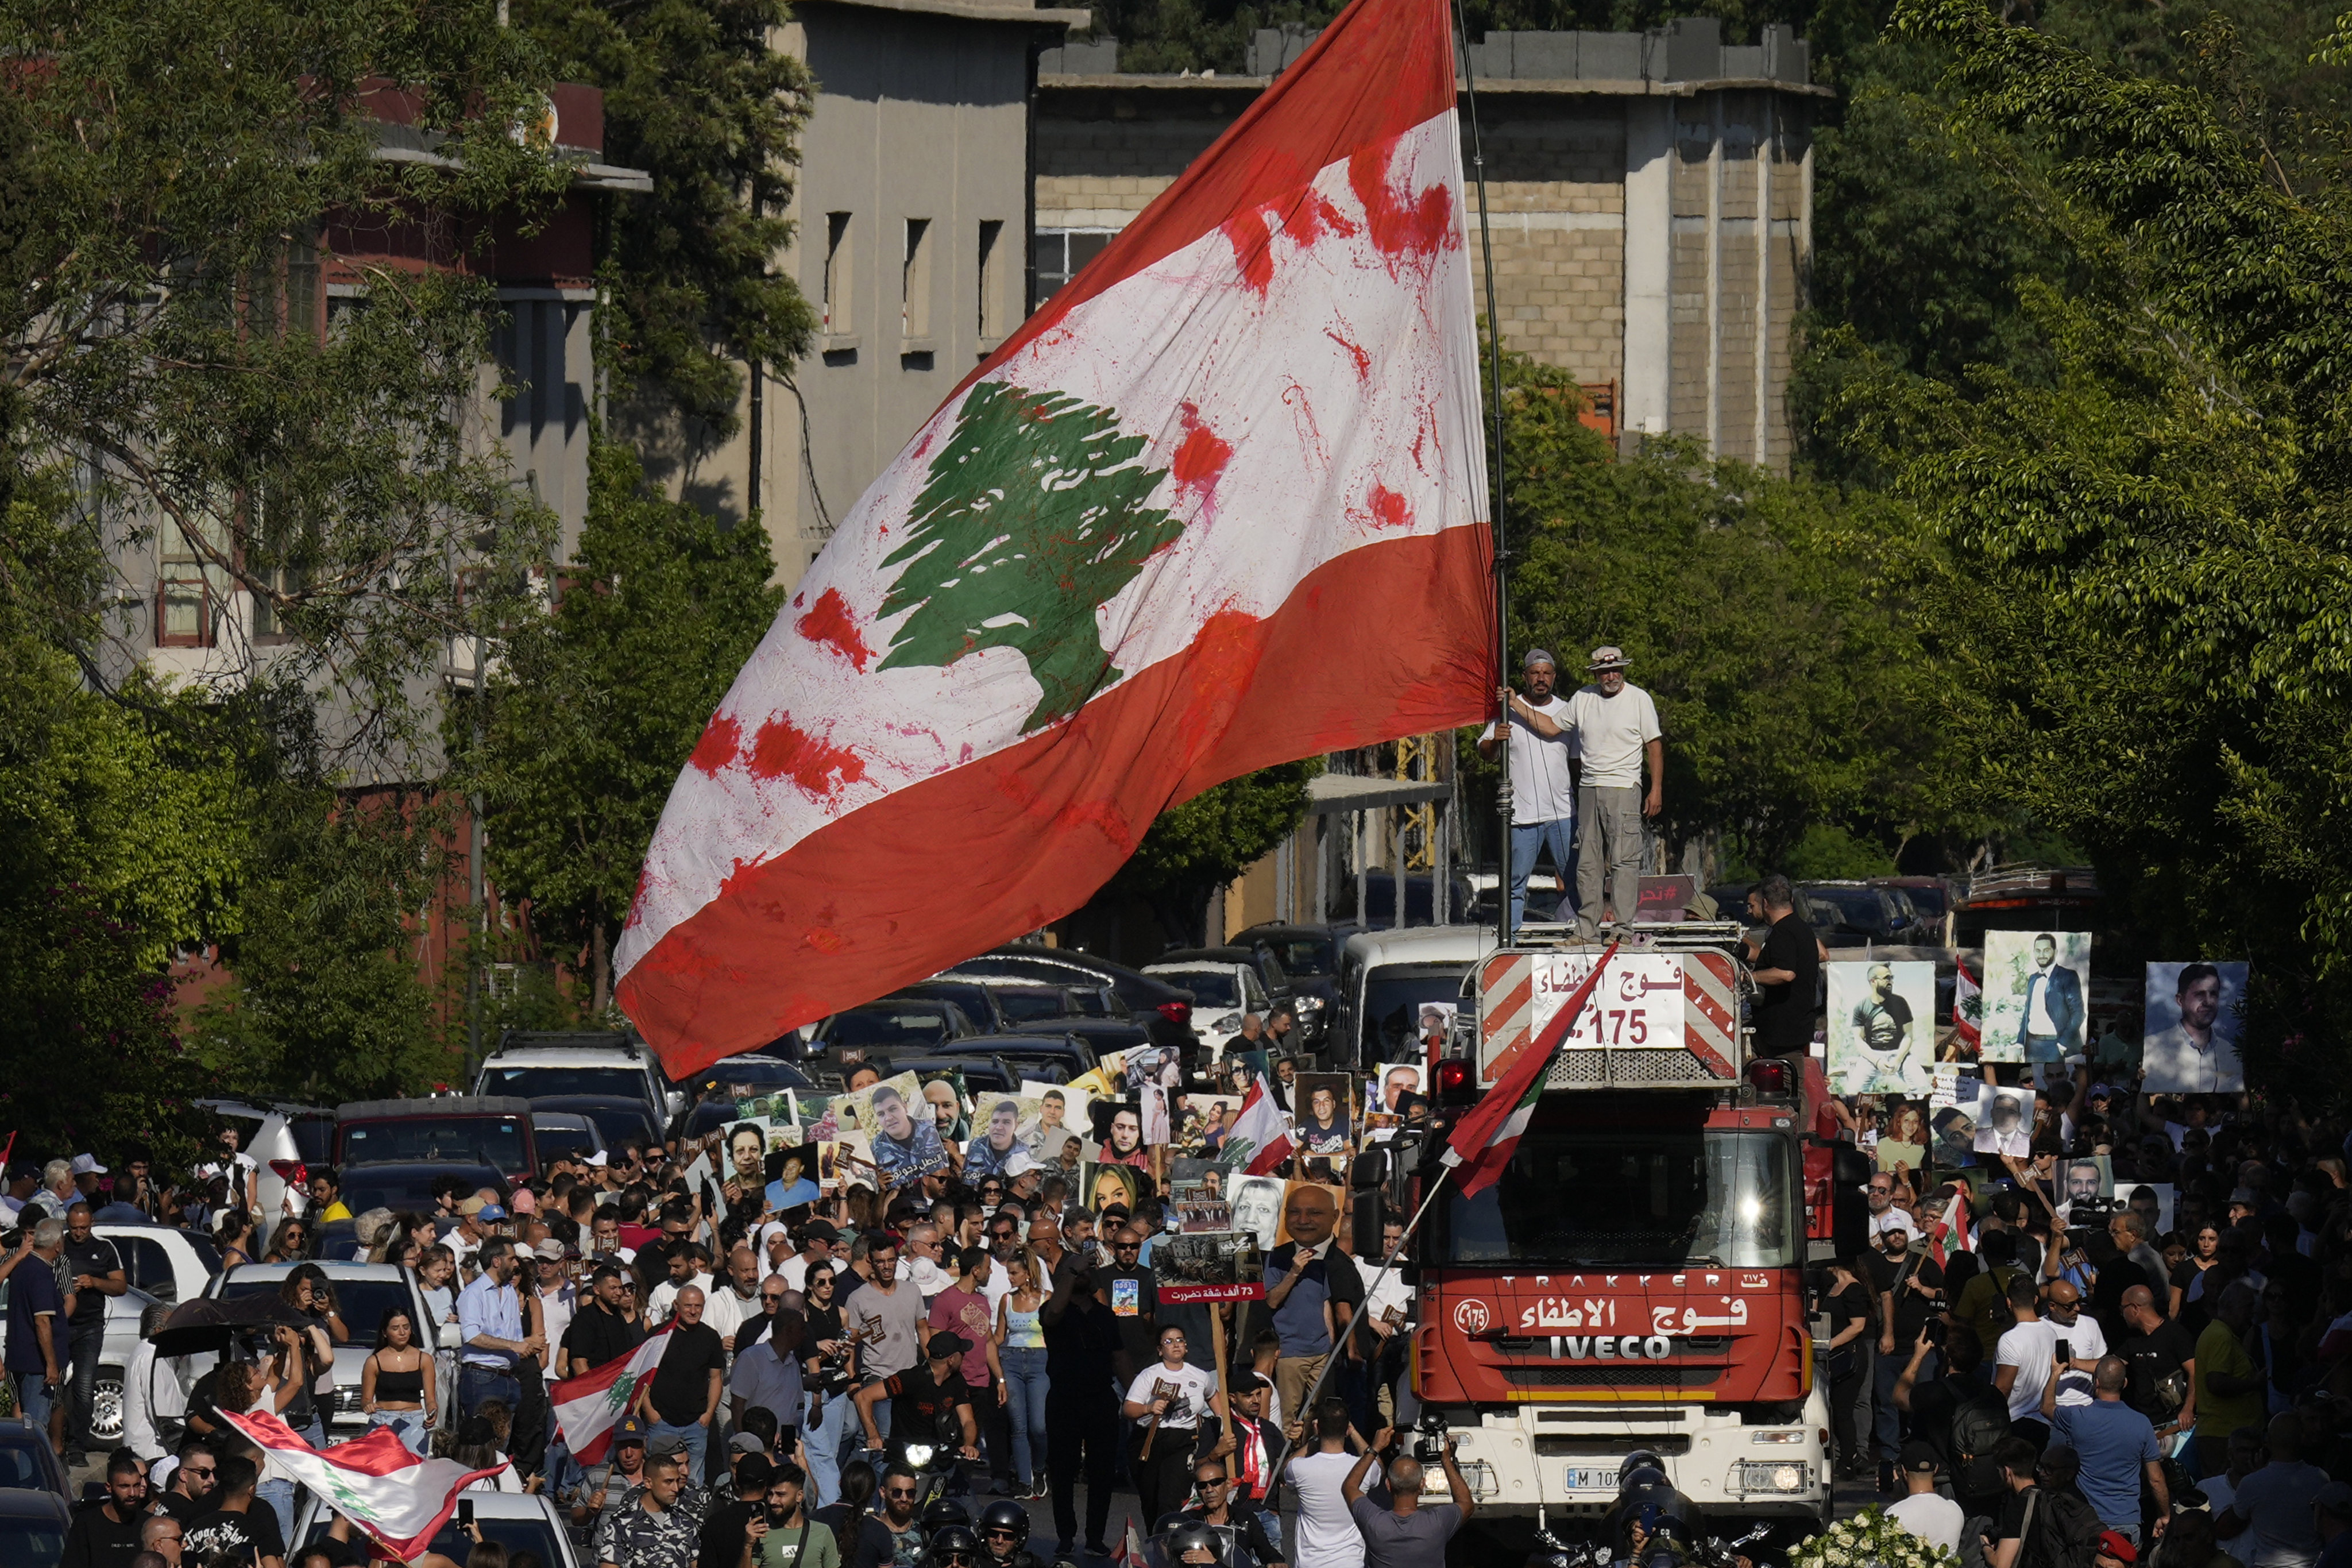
[1683,948,1739,1076]
[1477,946,1744,1084]
[1477,952,1538,1085]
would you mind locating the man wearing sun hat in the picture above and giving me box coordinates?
[1564,645,1663,930]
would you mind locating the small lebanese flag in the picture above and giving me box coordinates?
[1930,1184,1972,1268]
[551,1326,673,1465]
[1952,963,1983,1056]
[1441,944,1619,1196]
[614,0,1489,1076]
[221,1409,507,1561]
[1225,1078,1296,1176]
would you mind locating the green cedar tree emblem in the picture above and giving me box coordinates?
[876,380,1186,732]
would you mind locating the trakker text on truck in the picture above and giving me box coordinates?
[1400,924,1866,1543]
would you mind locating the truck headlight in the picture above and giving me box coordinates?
[1729,1460,1811,1494]
[1212,1013,1242,1032]
[1296,997,1324,1012]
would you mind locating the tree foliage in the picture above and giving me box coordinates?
[462,442,783,1014]
[1113,762,1319,946]
[516,0,816,441]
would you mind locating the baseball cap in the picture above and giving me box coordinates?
[1588,645,1629,671]
[2314,1481,2352,1518]
[928,1331,970,1360]
[69,1154,107,1176]
[614,1416,648,1446]
[584,1150,611,1167]
[800,1219,840,1244]
[2229,1187,2260,1208]
[1900,1440,1939,1473]
[2096,1531,2137,1563]
[534,1239,566,1262]
[730,1432,769,1454]
[1226,1370,1271,1393]
[476,1204,509,1222]
[646,1430,689,1457]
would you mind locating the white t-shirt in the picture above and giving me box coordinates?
[1562,683,1662,788]
[1479,696,1575,825]
[1998,1318,2059,1419]
[2047,1315,2106,1406]
[1289,1449,1368,1568]
[1887,1493,1965,1555]
[1123,1361,1216,1431]
[646,1272,715,1327]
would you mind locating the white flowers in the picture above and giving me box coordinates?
[1791,1506,1961,1568]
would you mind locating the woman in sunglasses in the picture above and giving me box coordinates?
[800,1264,859,1509]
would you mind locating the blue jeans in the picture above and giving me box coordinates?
[12,1372,55,1430]
[1509,818,1577,932]
[804,1387,860,1511]
[458,1365,519,1423]
[1875,1342,1926,1462]
[1001,1346,1049,1487]
[651,1420,709,1485]
[370,1408,431,1454]
[67,1322,105,1449]
[258,1476,296,1541]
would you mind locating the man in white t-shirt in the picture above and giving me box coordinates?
[1563,646,1662,930]
[1477,648,1578,933]
[2039,1280,2107,1407]
[1288,1397,1369,1568]
[1887,1441,1965,1555]
[1994,1274,2060,1434]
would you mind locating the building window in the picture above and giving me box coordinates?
[1032,229,1116,302]
[977,219,1005,339]
[156,514,231,648]
[902,217,932,341]
[250,565,310,643]
[822,212,852,335]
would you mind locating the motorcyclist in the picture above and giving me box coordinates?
[977,1499,1048,1568]
[856,1333,982,1465]
[1153,1457,1285,1568]
[923,1523,984,1568]
[1602,1453,1694,1567]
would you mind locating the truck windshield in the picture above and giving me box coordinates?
[1359,964,1467,1061]
[1436,1127,1795,1268]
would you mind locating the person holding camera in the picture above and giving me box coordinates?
[1340,1425,1473,1568]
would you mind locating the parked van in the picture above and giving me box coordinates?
[1331,924,1498,1068]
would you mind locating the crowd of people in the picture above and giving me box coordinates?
[1811,1083,2352,1568]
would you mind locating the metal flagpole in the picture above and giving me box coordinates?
[1451,0,1513,951]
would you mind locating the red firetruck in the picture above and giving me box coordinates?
[1402,924,1864,1539]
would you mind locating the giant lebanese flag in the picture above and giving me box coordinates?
[550,1325,673,1464]
[221,1409,508,1561]
[615,0,1492,1073]
[1442,944,1618,1196]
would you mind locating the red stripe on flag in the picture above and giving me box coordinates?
[621,526,1491,1075]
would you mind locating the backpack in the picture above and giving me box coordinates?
[1949,1387,2013,1470]
[2018,1486,2103,1568]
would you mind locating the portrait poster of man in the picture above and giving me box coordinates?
[2122,1181,2173,1237]
[1365,1063,1423,1121]
[1272,1181,1346,1247]
[1293,1072,1353,1154]
[1227,1175,1284,1252]
[1017,1082,1089,1157]
[2142,961,2247,1093]
[849,1073,949,1182]
[918,1069,971,1145]
[1930,1105,1978,1168]
[1090,1099,1151,1168]
[1826,961,1937,1095]
[1971,1083,2034,1158]
[1981,930,2090,1063]
[963,1096,1038,1180]
[2057,1154,2111,1216]
[767,1141,821,1210]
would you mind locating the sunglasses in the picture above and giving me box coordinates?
[887,1487,920,1499]
[984,1528,1022,1540]
[762,1292,787,1303]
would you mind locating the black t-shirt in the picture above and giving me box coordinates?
[804,1304,853,1396]
[154,1490,208,1524]
[563,1300,645,1374]
[1995,1485,2038,1547]
[61,1499,145,1568]
[186,1504,287,1565]
[648,1320,729,1426]
[1752,913,1819,1052]
[1042,1264,1122,1385]
[1102,1264,1158,1369]
[1865,1250,1945,1346]
[1820,1281,1868,1371]
[883,1363,971,1443]
[60,1236,120,1328]
[2122,1317,2196,1422]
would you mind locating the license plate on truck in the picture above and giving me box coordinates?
[1564,1467,1617,1491]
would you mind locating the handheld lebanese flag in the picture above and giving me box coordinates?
[1930,1184,1971,1268]
[1225,1077,1296,1175]
[221,1409,506,1561]
[1442,944,1618,1196]
[616,0,1489,1075]
[1952,963,1983,1055]
[550,1326,673,1465]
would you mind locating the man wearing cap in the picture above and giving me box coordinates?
[531,1239,578,1357]
[457,1239,541,1420]
[854,1332,979,1463]
[1477,648,1578,933]
[783,1221,839,1295]
[449,1195,507,1278]
[1562,645,1662,929]
[1887,1440,1965,1555]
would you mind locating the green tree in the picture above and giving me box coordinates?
[516,0,817,439]
[463,442,783,1013]
[879,382,1187,732]
[1112,761,1319,946]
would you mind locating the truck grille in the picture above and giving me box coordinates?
[1545,1048,1726,1087]
[1501,1367,1720,1389]
[1533,1435,1692,1456]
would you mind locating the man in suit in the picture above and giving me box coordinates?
[2017,933,2084,1063]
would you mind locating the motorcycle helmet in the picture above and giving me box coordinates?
[1162,1521,1227,1568]
[1618,1450,1667,1485]
[923,1498,974,1534]
[927,1524,984,1568]
[978,1500,1031,1557]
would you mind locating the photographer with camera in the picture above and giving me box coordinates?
[1340,1425,1472,1568]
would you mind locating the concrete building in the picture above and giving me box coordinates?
[1034,16,1824,470]
[683,0,1086,586]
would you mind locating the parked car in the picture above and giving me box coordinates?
[926,1032,1098,1084]
[335,1097,537,1184]
[896,980,1013,1033]
[206,1263,452,1435]
[474,1031,683,1125]
[805,999,977,1057]
[1463,870,1569,926]
[529,1111,608,1169]
[292,1487,580,1567]
[528,1095,663,1157]
[1228,924,1342,1044]
[0,1416,68,1496]
[1344,869,1478,930]
[1157,944,1300,1043]
[335,1161,506,1222]
[0,1483,69,1563]
[195,1099,332,1222]
[93,1224,221,1306]
[1797,880,1923,947]
[950,945,1198,1069]
[881,1056,1024,1098]
[1333,924,1498,1068]
[0,1285,161,1445]
[1142,957,1273,1060]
